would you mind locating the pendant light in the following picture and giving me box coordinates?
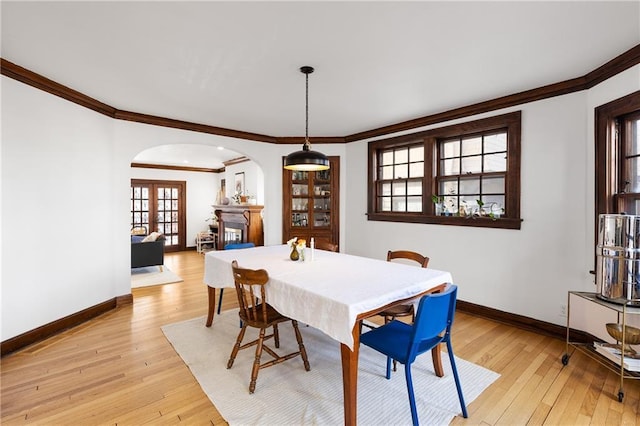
[283,66,330,171]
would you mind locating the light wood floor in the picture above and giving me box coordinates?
[2,250,639,425]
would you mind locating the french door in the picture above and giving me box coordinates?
[130,179,186,252]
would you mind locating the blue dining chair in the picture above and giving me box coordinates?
[217,242,256,314]
[360,284,467,426]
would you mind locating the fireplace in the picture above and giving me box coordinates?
[214,205,264,250]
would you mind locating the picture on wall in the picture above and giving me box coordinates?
[235,172,245,195]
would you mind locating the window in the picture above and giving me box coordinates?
[368,111,521,229]
[376,144,424,213]
[615,111,640,214]
[437,131,507,217]
[595,91,640,218]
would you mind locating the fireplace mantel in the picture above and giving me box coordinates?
[213,204,264,250]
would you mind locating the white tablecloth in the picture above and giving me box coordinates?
[204,245,453,349]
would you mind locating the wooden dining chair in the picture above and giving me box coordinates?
[314,240,338,252]
[378,250,429,323]
[217,242,256,314]
[360,285,467,426]
[227,260,311,394]
[375,250,430,371]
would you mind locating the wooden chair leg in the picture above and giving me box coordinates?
[249,328,266,394]
[432,343,444,377]
[291,320,311,371]
[385,315,399,372]
[206,286,216,327]
[227,325,247,369]
[273,324,280,348]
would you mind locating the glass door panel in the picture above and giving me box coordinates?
[156,185,181,247]
[131,179,186,252]
[131,185,150,234]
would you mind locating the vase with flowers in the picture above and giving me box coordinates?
[287,237,299,260]
[233,191,253,204]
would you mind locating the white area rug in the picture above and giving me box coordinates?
[162,311,500,425]
[131,266,183,288]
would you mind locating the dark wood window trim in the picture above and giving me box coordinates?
[368,111,522,229]
[594,91,640,254]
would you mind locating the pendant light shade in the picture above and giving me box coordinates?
[284,66,330,171]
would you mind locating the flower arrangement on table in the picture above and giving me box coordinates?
[287,237,307,261]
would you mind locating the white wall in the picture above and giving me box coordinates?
[224,160,262,204]
[344,64,640,331]
[130,166,220,246]
[2,77,328,340]
[2,77,118,339]
[2,64,638,342]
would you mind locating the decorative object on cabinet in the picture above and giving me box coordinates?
[562,291,640,403]
[283,66,330,172]
[214,205,264,250]
[282,156,339,247]
[234,172,245,198]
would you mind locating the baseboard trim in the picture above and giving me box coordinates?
[1,294,131,357]
[116,294,134,306]
[457,299,592,343]
[2,294,592,357]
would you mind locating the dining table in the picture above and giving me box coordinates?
[203,244,453,425]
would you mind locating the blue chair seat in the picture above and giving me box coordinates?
[363,320,443,366]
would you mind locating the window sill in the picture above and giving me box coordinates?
[367,213,522,230]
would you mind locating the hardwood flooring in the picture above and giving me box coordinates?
[2,250,639,425]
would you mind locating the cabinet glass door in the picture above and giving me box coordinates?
[282,156,339,246]
[312,169,331,227]
[291,171,309,227]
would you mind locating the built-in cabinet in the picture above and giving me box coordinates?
[282,156,339,247]
[214,205,264,250]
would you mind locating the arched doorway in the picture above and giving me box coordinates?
[129,143,263,253]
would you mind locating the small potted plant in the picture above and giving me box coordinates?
[431,195,444,216]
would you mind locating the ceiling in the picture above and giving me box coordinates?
[2,1,639,168]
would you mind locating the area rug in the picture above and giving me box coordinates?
[131,266,183,288]
[162,311,500,425]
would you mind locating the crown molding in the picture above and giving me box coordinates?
[1,58,116,117]
[131,162,223,173]
[223,156,251,167]
[115,110,275,143]
[2,43,639,144]
[0,58,275,144]
[345,44,640,142]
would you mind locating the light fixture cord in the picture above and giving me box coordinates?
[305,71,310,146]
